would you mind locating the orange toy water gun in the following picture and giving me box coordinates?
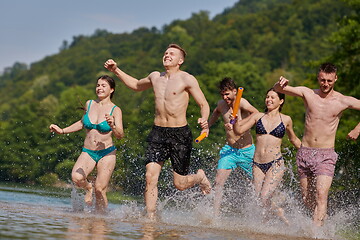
[230,87,244,124]
[195,132,207,143]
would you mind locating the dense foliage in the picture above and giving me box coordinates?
[0,0,358,198]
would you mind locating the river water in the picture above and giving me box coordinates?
[0,182,358,240]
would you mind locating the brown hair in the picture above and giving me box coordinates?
[219,77,237,92]
[167,43,187,59]
[318,63,337,74]
[265,88,285,112]
[79,75,116,111]
[97,75,116,99]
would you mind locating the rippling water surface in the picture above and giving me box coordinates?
[0,183,358,240]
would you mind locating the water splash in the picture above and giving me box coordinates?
[62,143,360,239]
[70,184,84,212]
[108,157,359,240]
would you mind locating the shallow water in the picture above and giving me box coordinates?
[0,183,358,240]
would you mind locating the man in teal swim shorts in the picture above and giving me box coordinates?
[208,77,259,216]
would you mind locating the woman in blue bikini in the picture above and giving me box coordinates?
[233,88,301,224]
[49,75,124,213]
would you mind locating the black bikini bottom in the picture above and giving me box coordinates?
[253,156,284,174]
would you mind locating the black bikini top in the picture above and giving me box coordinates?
[255,114,286,138]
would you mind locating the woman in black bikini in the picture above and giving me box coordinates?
[233,88,301,224]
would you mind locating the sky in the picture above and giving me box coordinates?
[0,0,239,73]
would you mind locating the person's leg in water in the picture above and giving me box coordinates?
[299,175,317,212]
[297,146,317,216]
[145,162,163,220]
[258,161,288,225]
[252,164,266,217]
[297,146,337,225]
[214,169,232,216]
[313,175,333,226]
[168,126,211,194]
[213,144,253,217]
[173,169,211,194]
[71,152,97,206]
[94,151,116,213]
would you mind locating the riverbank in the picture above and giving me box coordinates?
[0,181,139,204]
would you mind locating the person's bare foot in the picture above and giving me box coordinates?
[84,183,93,206]
[198,169,211,194]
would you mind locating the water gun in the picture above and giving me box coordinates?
[195,132,207,143]
[230,87,244,124]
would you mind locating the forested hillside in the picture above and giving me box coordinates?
[0,0,358,196]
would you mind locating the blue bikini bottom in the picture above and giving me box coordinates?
[82,146,116,163]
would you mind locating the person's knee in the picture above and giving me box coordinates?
[316,189,329,205]
[71,172,84,185]
[94,182,106,196]
[260,192,271,206]
[215,178,226,188]
[215,169,231,186]
[145,171,159,187]
[302,190,311,203]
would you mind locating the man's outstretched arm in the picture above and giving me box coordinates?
[273,76,306,97]
[104,59,152,91]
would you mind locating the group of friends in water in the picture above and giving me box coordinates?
[49,43,360,227]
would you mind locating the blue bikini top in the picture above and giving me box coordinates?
[82,100,117,133]
[255,114,286,138]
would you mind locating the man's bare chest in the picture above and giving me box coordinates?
[307,97,343,119]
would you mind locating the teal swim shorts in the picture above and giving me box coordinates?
[217,144,255,178]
